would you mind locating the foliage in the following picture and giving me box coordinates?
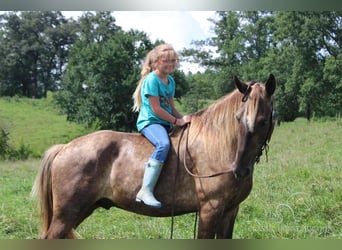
[182,70,216,113]
[0,126,10,159]
[183,11,342,121]
[0,11,78,98]
[54,12,151,131]
[0,123,34,160]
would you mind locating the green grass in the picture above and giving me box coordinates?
[0,96,341,238]
[0,94,91,157]
[233,119,342,239]
[0,160,38,239]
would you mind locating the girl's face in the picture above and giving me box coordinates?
[156,52,179,75]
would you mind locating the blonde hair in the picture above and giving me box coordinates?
[132,43,178,112]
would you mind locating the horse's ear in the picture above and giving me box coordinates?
[266,74,276,96]
[234,75,248,94]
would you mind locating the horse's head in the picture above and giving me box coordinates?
[232,74,276,180]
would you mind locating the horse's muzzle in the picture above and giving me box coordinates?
[232,162,252,180]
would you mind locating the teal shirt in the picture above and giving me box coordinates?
[137,71,175,132]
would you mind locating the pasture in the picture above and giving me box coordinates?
[0,95,91,157]
[0,117,341,239]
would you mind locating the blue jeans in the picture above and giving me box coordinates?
[141,124,171,163]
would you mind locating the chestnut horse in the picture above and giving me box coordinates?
[32,74,276,239]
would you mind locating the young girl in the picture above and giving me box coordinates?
[132,44,191,208]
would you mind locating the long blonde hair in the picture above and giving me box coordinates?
[132,43,178,112]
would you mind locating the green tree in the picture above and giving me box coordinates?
[322,53,342,117]
[272,11,341,120]
[55,12,147,131]
[184,11,341,121]
[182,70,215,113]
[55,31,153,131]
[0,11,77,97]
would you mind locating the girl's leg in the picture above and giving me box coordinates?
[141,124,170,163]
[136,124,170,208]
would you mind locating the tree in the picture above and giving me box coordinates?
[54,12,148,131]
[184,11,341,121]
[0,11,77,97]
[322,53,342,117]
[272,11,341,120]
[182,70,216,113]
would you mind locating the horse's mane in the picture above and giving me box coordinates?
[173,83,265,163]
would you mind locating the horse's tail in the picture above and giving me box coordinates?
[31,144,75,239]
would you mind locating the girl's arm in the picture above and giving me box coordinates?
[169,98,191,126]
[149,96,191,126]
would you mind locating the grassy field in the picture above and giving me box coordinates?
[0,96,341,239]
[0,95,91,157]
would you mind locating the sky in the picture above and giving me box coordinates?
[62,11,217,72]
[63,11,216,51]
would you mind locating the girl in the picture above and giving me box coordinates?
[132,44,191,208]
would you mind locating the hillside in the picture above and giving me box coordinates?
[0,95,92,157]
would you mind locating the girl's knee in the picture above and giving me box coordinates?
[158,139,170,152]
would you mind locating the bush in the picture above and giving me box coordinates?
[0,127,11,159]
[0,126,35,160]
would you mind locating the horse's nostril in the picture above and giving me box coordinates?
[233,167,251,180]
[233,170,242,180]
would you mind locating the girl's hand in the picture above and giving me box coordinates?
[175,115,191,126]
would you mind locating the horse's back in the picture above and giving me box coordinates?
[50,131,147,198]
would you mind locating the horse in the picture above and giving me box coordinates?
[31,74,276,239]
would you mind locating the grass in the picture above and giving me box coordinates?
[0,160,38,239]
[0,96,341,238]
[233,119,342,239]
[0,119,341,239]
[0,94,91,157]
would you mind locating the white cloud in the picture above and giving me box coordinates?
[113,11,215,52]
[62,11,215,50]
[113,11,216,73]
[190,11,216,38]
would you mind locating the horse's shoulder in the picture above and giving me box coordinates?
[169,126,183,137]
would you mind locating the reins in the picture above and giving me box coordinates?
[169,124,186,239]
[182,124,234,178]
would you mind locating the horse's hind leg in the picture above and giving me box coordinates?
[43,212,77,239]
[44,205,99,239]
[216,206,239,239]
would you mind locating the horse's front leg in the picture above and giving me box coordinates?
[197,201,223,239]
[215,206,239,239]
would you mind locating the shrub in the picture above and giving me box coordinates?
[0,126,34,160]
[0,127,11,159]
